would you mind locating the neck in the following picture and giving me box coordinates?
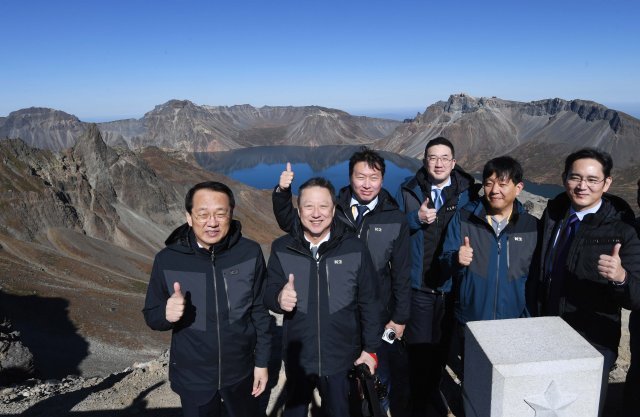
[304,230,329,245]
[428,176,450,188]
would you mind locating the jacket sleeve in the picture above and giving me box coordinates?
[389,218,412,324]
[272,186,297,235]
[251,248,272,368]
[264,246,287,314]
[611,225,640,310]
[142,255,173,331]
[395,186,424,232]
[358,249,382,353]
[439,210,464,280]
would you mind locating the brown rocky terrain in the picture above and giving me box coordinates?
[1,96,638,415]
[0,126,282,383]
[377,94,640,209]
[1,101,400,153]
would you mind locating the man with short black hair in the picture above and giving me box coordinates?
[440,156,538,333]
[395,136,480,416]
[534,148,640,416]
[143,181,272,417]
[266,177,381,417]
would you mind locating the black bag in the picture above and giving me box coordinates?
[349,364,386,417]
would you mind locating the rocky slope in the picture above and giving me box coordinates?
[0,127,282,385]
[377,94,640,206]
[1,101,400,152]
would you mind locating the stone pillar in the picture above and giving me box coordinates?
[463,317,603,417]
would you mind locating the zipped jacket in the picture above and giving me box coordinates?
[264,219,381,376]
[272,186,411,326]
[142,221,271,394]
[395,165,479,292]
[440,199,539,324]
[535,192,640,352]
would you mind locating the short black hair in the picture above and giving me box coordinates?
[424,136,455,159]
[297,177,336,206]
[349,147,386,177]
[185,181,235,213]
[483,156,524,184]
[562,148,613,179]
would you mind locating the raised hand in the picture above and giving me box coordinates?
[278,273,298,312]
[418,197,437,224]
[598,243,627,283]
[458,236,473,266]
[166,282,185,323]
[279,162,295,191]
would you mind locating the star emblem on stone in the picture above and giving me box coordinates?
[524,380,578,416]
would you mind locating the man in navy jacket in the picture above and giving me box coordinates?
[440,156,538,350]
[143,181,271,417]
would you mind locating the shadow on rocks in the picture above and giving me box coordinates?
[0,290,89,381]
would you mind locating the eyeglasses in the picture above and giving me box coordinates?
[425,156,453,164]
[565,175,606,188]
[192,212,230,224]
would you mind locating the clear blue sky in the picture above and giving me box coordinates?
[2,0,639,121]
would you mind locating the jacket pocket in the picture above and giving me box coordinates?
[223,258,256,324]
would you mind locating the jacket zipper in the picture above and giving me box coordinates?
[210,249,222,388]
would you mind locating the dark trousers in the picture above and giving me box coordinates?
[377,339,411,417]
[283,368,350,417]
[624,310,640,416]
[178,374,258,417]
[404,289,452,417]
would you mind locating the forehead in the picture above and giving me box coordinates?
[426,144,453,156]
[300,186,334,203]
[352,161,382,175]
[192,189,231,209]
[484,173,514,183]
[568,158,605,175]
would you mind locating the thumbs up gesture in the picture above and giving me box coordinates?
[278,273,298,312]
[598,243,627,283]
[418,197,437,224]
[166,282,186,323]
[278,162,295,191]
[458,236,474,266]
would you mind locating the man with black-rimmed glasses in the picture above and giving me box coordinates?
[533,148,640,416]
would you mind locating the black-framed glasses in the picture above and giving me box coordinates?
[565,175,606,188]
[425,155,453,164]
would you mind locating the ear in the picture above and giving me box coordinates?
[515,182,524,196]
[451,158,456,169]
[186,211,193,227]
[603,176,613,193]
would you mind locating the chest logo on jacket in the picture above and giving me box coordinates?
[374,227,382,232]
[334,259,343,264]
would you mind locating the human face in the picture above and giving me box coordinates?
[563,158,612,212]
[424,144,456,187]
[186,189,232,248]
[483,174,523,217]
[298,186,335,244]
[350,161,383,204]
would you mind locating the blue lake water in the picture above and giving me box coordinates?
[194,146,422,195]
[195,145,564,199]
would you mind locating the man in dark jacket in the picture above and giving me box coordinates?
[440,156,538,345]
[534,149,640,416]
[265,177,380,417]
[395,136,479,416]
[143,181,272,417]
[272,148,411,415]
